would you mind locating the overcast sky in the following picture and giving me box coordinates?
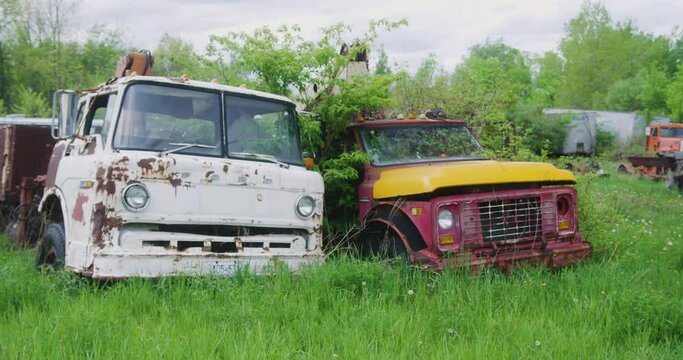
[77,0,681,72]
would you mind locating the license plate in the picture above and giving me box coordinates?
[210,261,239,275]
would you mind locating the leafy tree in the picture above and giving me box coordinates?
[317,74,395,157]
[391,54,450,115]
[154,33,216,80]
[76,25,126,86]
[665,29,683,76]
[557,1,669,109]
[605,67,669,114]
[447,56,522,153]
[635,67,669,114]
[529,51,563,107]
[667,63,683,122]
[0,41,9,106]
[605,77,641,111]
[206,19,406,101]
[11,86,49,117]
[373,45,391,75]
[207,24,321,96]
[470,39,531,92]
[511,104,571,155]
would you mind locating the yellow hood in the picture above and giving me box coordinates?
[373,160,575,199]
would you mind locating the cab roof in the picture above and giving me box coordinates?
[85,75,295,105]
[348,118,466,128]
[651,123,683,129]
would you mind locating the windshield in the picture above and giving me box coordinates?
[113,84,222,156]
[225,95,302,165]
[660,127,683,138]
[360,124,487,166]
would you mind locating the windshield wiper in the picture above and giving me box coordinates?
[161,143,216,156]
[230,152,290,168]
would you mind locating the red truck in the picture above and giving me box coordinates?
[349,117,592,271]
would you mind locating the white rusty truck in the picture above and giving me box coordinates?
[2,53,324,278]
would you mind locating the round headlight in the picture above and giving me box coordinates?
[557,196,570,216]
[437,208,454,229]
[295,195,316,218]
[122,184,150,211]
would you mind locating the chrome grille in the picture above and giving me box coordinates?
[478,196,542,242]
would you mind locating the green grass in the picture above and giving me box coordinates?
[1,174,682,359]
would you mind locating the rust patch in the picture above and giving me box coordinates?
[72,193,89,224]
[96,158,130,196]
[222,164,229,173]
[158,161,168,175]
[138,158,155,172]
[204,170,215,183]
[95,166,114,195]
[90,202,123,248]
[167,172,183,195]
[45,142,66,188]
[91,202,106,247]
[138,157,178,182]
[168,176,182,188]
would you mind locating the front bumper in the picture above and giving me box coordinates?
[90,251,324,279]
[86,230,324,279]
[440,241,592,271]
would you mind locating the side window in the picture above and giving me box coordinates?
[74,102,87,135]
[85,93,118,143]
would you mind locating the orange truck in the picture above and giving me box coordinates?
[619,123,683,191]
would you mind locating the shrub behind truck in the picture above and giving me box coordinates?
[2,53,324,278]
[350,118,592,271]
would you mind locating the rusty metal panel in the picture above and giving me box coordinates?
[0,124,55,202]
[628,155,675,169]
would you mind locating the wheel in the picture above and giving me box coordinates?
[617,165,628,174]
[665,169,675,189]
[358,226,408,261]
[36,223,66,271]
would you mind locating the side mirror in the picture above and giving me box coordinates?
[645,127,651,136]
[51,90,78,139]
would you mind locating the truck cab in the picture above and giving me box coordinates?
[645,124,683,153]
[349,118,591,271]
[38,76,324,278]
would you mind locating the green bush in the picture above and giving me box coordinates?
[10,87,50,117]
[594,129,616,156]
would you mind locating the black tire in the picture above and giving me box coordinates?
[36,223,66,271]
[358,227,408,261]
[678,177,683,193]
[617,165,628,174]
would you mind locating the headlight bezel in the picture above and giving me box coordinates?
[295,195,316,218]
[121,183,150,211]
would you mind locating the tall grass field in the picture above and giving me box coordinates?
[1,174,682,359]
